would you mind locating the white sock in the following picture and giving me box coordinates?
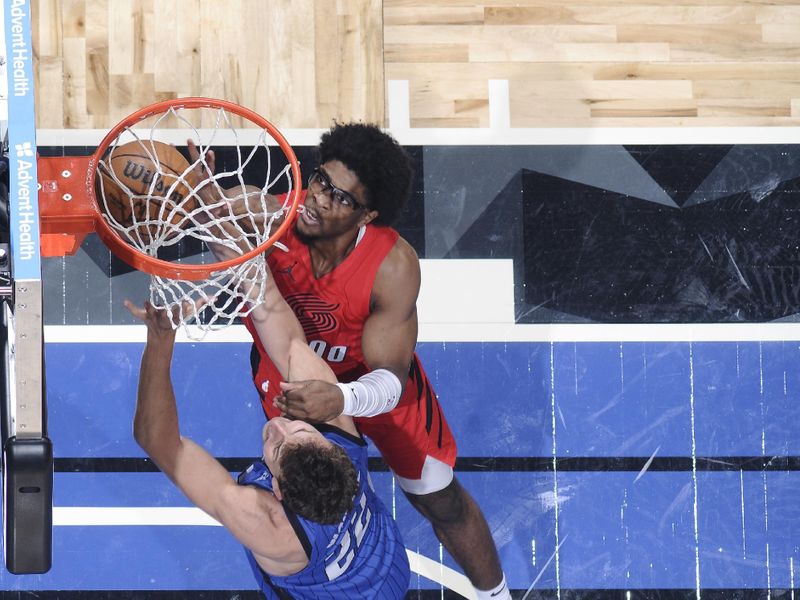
[475,574,511,600]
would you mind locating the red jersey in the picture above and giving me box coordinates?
[244,219,457,479]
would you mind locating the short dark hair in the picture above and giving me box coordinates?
[277,441,359,524]
[318,122,414,226]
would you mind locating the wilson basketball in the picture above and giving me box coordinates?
[96,141,199,241]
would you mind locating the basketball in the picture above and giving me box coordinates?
[96,140,199,242]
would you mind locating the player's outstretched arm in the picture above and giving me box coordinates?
[247,272,359,435]
[249,276,336,385]
[126,300,183,472]
[186,139,285,256]
[125,300,307,566]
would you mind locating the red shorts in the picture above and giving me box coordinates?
[354,393,457,481]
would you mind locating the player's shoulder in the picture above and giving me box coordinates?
[381,233,420,275]
[367,227,420,301]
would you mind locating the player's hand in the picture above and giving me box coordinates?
[187,138,274,245]
[124,298,210,338]
[186,139,222,214]
[124,299,177,343]
[274,380,345,423]
[187,139,216,184]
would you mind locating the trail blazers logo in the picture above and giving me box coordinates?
[285,293,340,336]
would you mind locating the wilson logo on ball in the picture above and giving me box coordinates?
[119,160,189,204]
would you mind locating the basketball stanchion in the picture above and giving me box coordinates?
[2,0,52,575]
[1,161,53,576]
[37,97,303,334]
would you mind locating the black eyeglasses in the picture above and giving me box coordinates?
[308,167,367,211]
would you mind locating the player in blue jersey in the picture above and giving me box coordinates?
[125,268,410,598]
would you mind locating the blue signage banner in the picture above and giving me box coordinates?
[4,0,41,281]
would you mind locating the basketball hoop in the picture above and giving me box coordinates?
[37,97,303,333]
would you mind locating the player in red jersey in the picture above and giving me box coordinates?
[192,124,510,600]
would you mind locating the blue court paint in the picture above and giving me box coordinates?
[0,522,250,590]
[46,343,263,457]
[423,341,800,458]
[50,340,800,459]
[0,470,796,591]
[31,339,800,593]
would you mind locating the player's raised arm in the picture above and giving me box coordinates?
[125,300,306,566]
[248,275,336,386]
[243,266,364,436]
[186,139,286,254]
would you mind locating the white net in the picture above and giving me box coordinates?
[94,104,299,335]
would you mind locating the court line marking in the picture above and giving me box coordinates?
[54,506,219,526]
[52,507,475,598]
[488,79,510,130]
[37,124,800,147]
[388,80,410,130]
[43,322,800,344]
[406,549,476,600]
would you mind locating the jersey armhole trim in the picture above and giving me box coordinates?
[314,423,367,447]
[281,506,313,560]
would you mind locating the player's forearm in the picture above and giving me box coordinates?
[343,333,413,417]
[217,186,286,240]
[337,369,403,417]
[248,295,298,378]
[356,352,412,411]
[360,310,416,400]
[247,272,337,383]
[133,334,181,470]
[134,330,237,519]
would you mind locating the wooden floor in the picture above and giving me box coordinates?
[32,0,800,129]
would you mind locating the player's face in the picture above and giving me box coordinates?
[296,160,373,241]
[261,417,328,476]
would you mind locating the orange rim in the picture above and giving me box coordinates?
[88,97,302,281]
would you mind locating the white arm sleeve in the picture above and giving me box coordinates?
[336,369,403,418]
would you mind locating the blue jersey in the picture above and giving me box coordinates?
[237,424,410,599]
